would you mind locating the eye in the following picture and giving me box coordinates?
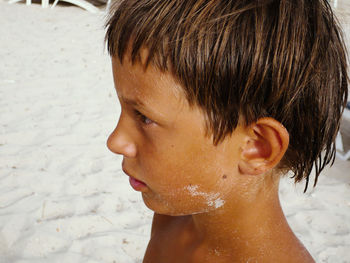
[134,110,153,125]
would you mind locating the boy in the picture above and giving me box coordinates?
[105,0,348,262]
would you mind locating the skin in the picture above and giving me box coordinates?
[107,53,315,263]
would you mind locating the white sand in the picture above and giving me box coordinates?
[0,1,349,262]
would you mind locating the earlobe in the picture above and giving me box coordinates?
[238,118,289,176]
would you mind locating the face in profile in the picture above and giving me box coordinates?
[107,55,245,216]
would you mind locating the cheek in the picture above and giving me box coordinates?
[140,140,212,186]
[138,144,228,215]
[135,126,243,215]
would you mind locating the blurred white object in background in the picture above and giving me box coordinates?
[8,0,101,12]
[51,0,99,13]
[8,0,48,8]
[333,0,338,8]
[336,108,350,160]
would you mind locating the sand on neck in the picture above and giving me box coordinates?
[179,173,312,262]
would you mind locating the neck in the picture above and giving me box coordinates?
[190,175,312,262]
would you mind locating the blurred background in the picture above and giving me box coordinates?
[0,0,349,262]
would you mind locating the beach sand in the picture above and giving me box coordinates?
[0,1,349,262]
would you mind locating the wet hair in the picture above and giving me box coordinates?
[105,0,348,191]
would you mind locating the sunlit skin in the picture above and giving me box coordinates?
[107,52,315,262]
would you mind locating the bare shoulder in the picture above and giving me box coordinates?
[263,230,316,263]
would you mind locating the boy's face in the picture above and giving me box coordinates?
[108,55,245,216]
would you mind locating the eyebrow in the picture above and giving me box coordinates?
[120,96,147,110]
[120,95,166,120]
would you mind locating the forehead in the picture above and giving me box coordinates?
[111,55,192,123]
[112,55,184,101]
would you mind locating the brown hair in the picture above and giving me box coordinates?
[105,0,348,191]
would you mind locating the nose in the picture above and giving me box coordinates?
[107,116,137,158]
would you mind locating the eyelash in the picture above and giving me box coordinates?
[133,110,153,125]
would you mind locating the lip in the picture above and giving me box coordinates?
[122,166,148,192]
[129,176,148,191]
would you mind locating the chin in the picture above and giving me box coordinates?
[141,192,212,216]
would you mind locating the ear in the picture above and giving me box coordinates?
[238,118,289,176]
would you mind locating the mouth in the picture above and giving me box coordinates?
[128,176,148,191]
[122,166,148,192]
